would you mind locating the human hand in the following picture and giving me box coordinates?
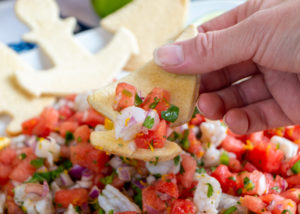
[154,0,300,135]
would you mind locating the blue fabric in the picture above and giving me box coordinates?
[7,18,91,53]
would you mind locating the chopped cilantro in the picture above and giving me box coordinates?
[291,160,300,174]
[223,206,237,214]
[153,174,162,179]
[167,131,180,142]
[281,210,292,214]
[161,105,179,123]
[220,152,230,165]
[143,116,155,129]
[180,130,190,150]
[98,209,105,214]
[179,164,185,174]
[65,131,74,145]
[173,155,180,166]
[100,172,115,185]
[149,97,160,109]
[210,166,216,172]
[228,176,236,181]
[276,143,280,150]
[30,158,44,168]
[108,210,114,214]
[132,184,142,208]
[19,153,27,160]
[77,136,82,143]
[134,93,143,106]
[206,183,213,198]
[192,107,200,118]
[75,206,81,212]
[272,186,280,192]
[27,160,72,183]
[57,203,62,208]
[196,168,206,174]
[243,177,254,191]
[237,188,243,195]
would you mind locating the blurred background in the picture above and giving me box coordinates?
[0,0,243,50]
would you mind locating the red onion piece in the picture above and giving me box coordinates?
[117,166,133,181]
[145,205,163,214]
[60,173,74,187]
[69,165,86,180]
[109,156,123,169]
[134,180,146,189]
[89,186,100,199]
[42,181,49,198]
[82,169,93,178]
[80,203,90,214]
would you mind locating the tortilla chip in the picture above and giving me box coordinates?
[90,130,182,161]
[0,43,54,135]
[101,0,189,70]
[14,27,139,96]
[14,0,139,96]
[88,25,199,127]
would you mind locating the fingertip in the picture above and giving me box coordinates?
[224,109,249,135]
[197,93,225,120]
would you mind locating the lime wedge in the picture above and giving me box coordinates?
[91,0,133,18]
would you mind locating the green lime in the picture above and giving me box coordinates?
[91,0,133,18]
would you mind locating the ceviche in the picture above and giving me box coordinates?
[0,83,299,214]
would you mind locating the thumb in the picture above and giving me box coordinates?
[154,17,259,74]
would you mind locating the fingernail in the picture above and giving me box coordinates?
[154,44,184,66]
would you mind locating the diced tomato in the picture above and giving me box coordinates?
[60,146,70,158]
[171,199,196,214]
[155,174,179,198]
[70,143,109,173]
[281,188,300,204]
[28,107,59,137]
[227,129,249,142]
[228,158,243,172]
[222,135,245,159]
[177,154,196,189]
[280,153,300,176]
[271,199,296,214]
[285,126,300,143]
[22,117,40,135]
[178,181,198,198]
[237,170,267,196]
[190,114,205,126]
[111,176,125,189]
[187,129,204,158]
[0,163,12,185]
[241,195,266,213]
[142,186,166,212]
[211,165,237,194]
[135,120,167,149]
[142,87,171,116]
[3,181,15,197]
[9,157,36,182]
[247,141,284,173]
[286,173,300,187]
[7,198,25,214]
[243,161,257,172]
[261,195,296,214]
[74,125,91,143]
[113,82,137,111]
[65,94,77,101]
[59,121,78,137]
[72,108,105,127]
[265,173,287,194]
[54,188,88,208]
[58,105,74,120]
[265,127,286,138]
[0,148,16,165]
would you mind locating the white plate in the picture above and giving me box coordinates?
[0,0,244,136]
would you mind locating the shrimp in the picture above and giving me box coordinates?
[200,121,227,147]
[193,173,222,214]
[98,184,141,213]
